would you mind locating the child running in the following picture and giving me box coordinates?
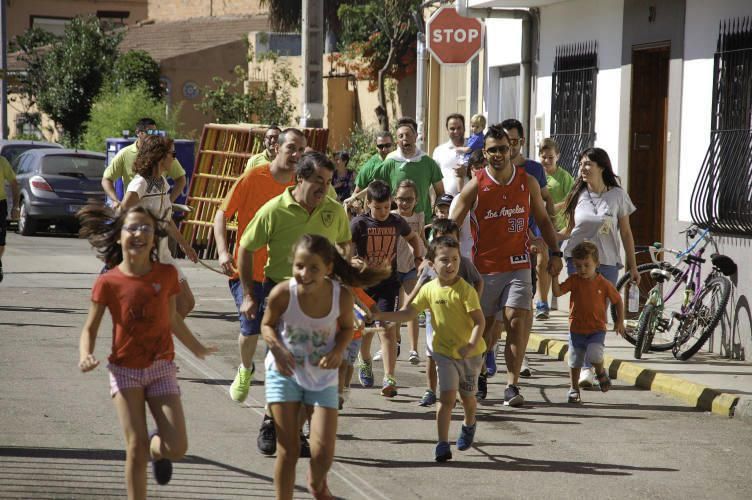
[392,179,426,365]
[407,218,483,407]
[352,180,422,397]
[77,205,216,498]
[261,234,388,500]
[550,241,625,403]
[374,236,485,462]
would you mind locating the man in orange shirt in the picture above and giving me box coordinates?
[213,127,306,404]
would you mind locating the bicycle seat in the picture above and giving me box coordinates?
[711,254,737,276]
[649,268,674,283]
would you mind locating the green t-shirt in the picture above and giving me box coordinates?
[412,278,485,359]
[546,166,575,230]
[0,156,16,201]
[103,142,186,188]
[244,150,271,172]
[239,186,352,283]
[369,154,443,224]
[354,153,382,189]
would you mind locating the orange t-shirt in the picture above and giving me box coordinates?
[560,274,622,334]
[92,263,181,369]
[352,287,376,340]
[220,163,295,282]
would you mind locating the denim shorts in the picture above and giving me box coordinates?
[229,279,272,336]
[265,368,339,409]
[568,331,606,368]
[108,359,180,398]
[397,268,418,284]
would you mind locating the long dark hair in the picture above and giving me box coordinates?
[293,234,390,288]
[562,147,622,230]
[133,135,174,178]
[77,204,165,268]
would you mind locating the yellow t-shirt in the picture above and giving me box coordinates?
[103,142,185,187]
[0,156,16,201]
[244,150,272,172]
[412,278,485,359]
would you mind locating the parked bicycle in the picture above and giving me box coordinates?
[610,224,736,360]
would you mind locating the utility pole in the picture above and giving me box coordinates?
[300,0,324,128]
[0,0,8,139]
[413,8,427,151]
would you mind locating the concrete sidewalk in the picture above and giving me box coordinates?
[528,303,752,420]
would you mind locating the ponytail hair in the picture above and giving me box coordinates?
[77,204,165,269]
[293,234,390,288]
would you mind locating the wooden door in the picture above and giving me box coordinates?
[628,45,669,250]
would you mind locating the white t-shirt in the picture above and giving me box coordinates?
[265,279,341,391]
[561,187,636,267]
[432,140,465,196]
[392,210,425,273]
[449,195,476,260]
[126,175,177,270]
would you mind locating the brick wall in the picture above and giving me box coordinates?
[148,0,265,21]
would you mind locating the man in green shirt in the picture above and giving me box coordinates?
[101,117,186,209]
[0,156,20,282]
[244,126,281,172]
[353,131,394,195]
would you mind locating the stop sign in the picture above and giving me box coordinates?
[426,6,484,65]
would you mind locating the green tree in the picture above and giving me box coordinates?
[9,27,58,113]
[111,50,162,100]
[81,85,182,153]
[32,16,122,146]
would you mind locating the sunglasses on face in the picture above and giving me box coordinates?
[122,224,155,234]
[485,145,510,155]
[376,143,394,150]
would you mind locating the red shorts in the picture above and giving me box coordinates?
[108,359,180,398]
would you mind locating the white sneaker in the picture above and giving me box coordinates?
[578,367,595,389]
[520,356,532,378]
[408,350,420,365]
[373,349,383,361]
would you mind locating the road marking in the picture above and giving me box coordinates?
[174,345,385,500]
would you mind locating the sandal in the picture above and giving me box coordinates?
[567,388,581,403]
[596,370,611,392]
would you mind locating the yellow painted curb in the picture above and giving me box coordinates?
[528,333,739,417]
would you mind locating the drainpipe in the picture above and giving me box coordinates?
[413,9,428,150]
[456,1,536,157]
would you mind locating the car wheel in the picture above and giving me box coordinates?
[18,198,38,236]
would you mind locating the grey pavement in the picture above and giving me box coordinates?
[1,232,752,499]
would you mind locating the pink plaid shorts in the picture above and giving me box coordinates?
[108,359,180,398]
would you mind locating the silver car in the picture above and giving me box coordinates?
[14,149,106,236]
[1,140,63,219]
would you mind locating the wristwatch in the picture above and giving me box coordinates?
[550,250,564,258]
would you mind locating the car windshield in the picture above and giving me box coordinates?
[3,145,59,168]
[41,155,105,178]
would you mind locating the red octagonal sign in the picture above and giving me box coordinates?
[426,6,484,65]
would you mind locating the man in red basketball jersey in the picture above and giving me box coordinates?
[451,125,563,407]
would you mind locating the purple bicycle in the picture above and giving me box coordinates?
[610,224,737,360]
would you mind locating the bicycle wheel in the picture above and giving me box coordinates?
[612,263,683,351]
[672,275,731,361]
[633,304,656,359]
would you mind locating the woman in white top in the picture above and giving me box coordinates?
[261,234,388,500]
[121,135,198,317]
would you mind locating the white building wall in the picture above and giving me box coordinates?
[535,0,625,174]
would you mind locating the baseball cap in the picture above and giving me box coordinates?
[436,194,454,207]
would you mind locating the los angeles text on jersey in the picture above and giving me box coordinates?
[483,204,526,220]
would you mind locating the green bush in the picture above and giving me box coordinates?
[81,85,182,153]
[111,50,162,100]
[345,124,379,172]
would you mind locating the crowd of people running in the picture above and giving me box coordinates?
[77,114,640,499]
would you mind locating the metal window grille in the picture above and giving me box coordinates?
[690,18,752,235]
[550,41,598,176]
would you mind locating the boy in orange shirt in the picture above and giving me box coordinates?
[551,242,625,403]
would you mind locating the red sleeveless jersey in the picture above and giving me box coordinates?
[473,166,531,273]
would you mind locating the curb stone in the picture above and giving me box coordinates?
[527,333,741,418]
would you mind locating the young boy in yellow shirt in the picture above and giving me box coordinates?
[374,236,485,462]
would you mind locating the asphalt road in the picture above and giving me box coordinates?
[1,231,751,499]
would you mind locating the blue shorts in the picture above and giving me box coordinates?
[265,368,339,409]
[568,331,606,368]
[344,338,363,365]
[228,279,272,336]
[397,268,418,284]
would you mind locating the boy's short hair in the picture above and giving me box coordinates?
[427,235,460,261]
[539,137,560,155]
[470,114,486,128]
[435,193,454,208]
[366,179,392,203]
[571,241,599,263]
[431,218,460,238]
